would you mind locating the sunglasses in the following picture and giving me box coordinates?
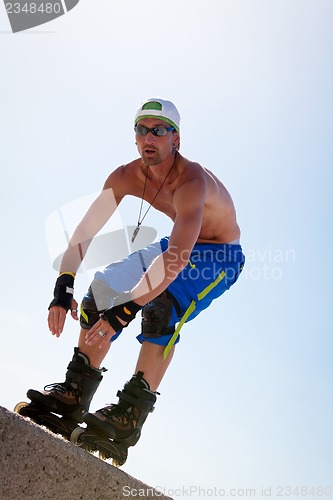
[134,124,175,137]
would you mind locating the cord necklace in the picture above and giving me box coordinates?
[132,152,178,243]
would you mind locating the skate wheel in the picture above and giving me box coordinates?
[70,427,86,446]
[112,458,122,468]
[14,402,29,414]
[97,451,123,467]
[98,451,108,461]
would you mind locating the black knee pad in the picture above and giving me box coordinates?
[80,293,100,330]
[80,281,118,330]
[141,290,178,338]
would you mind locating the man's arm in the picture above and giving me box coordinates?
[85,175,208,348]
[130,175,207,304]
[59,185,121,274]
[48,168,125,336]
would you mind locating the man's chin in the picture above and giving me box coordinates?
[142,154,161,166]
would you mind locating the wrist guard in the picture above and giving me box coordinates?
[100,292,142,332]
[49,272,75,312]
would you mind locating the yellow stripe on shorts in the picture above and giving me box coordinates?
[163,270,226,360]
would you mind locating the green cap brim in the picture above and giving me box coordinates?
[134,114,179,133]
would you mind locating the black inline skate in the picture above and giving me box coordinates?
[71,371,157,466]
[14,348,105,439]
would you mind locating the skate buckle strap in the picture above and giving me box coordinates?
[116,390,155,412]
[67,360,107,377]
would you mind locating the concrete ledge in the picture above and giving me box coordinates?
[0,406,172,499]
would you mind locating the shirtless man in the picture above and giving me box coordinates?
[27,98,245,458]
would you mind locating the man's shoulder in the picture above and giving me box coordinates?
[115,158,141,173]
[103,158,142,197]
[123,158,142,169]
[177,155,206,183]
[105,159,140,181]
[178,154,200,168]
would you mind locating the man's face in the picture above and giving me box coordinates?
[135,118,180,166]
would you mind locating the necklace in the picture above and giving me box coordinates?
[132,152,178,243]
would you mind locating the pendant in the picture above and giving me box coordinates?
[131,225,140,243]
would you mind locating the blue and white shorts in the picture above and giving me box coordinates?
[83,236,245,356]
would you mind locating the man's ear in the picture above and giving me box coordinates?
[173,132,180,150]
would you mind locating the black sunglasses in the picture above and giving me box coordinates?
[134,124,175,137]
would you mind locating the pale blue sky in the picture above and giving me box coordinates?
[1,1,332,498]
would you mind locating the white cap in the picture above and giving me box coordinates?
[134,98,180,132]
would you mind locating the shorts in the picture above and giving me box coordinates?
[82,236,245,356]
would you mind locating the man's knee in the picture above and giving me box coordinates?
[79,294,101,330]
[80,281,118,330]
[141,290,178,338]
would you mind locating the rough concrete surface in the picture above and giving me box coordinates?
[0,406,172,500]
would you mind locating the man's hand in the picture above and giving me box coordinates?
[84,318,116,349]
[48,298,79,337]
[84,294,142,348]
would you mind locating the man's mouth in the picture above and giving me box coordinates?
[144,148,157,155]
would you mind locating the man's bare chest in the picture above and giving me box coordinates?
[142,184,177,221]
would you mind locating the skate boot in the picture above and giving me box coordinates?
[84,370,157,444]
[72,371,157,465]
[15,348,105,438]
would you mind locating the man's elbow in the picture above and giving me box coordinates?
[164,249,190,280]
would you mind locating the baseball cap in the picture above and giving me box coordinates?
[134,98,180,132]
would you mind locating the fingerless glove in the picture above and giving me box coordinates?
[100,292,142,332]
[48,272,75,312]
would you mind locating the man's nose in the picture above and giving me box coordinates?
[144,131,156,143]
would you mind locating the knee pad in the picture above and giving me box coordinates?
[80,293,100,330]
[141,290,178,338]
[80,282,118,330]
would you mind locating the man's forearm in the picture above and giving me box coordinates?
[130,249,187,306]
[59,239,90,275]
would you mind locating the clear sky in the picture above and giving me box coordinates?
[1,1,332,499]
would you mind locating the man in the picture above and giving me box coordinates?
[27,98,245,455]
